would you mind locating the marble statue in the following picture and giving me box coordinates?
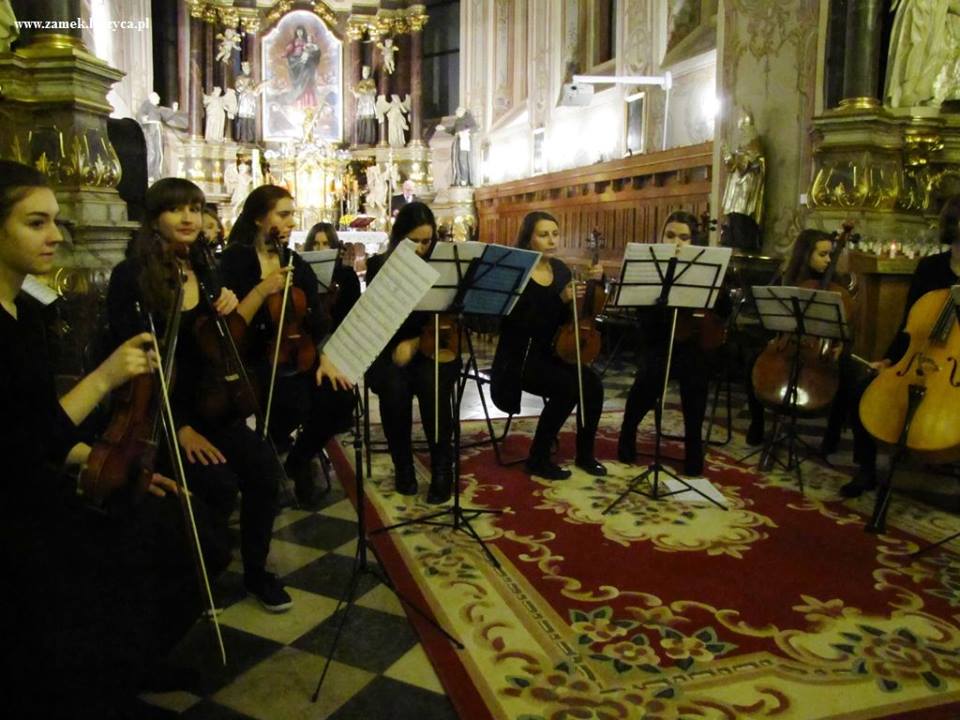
[0,0,19,53]
[351,65,378,146]
[720,109,765,252]
[364,164,388,216]
[234,62,265,143]
[137,92,188,182]
[885,0,960,107]
[224,162,253,219]
[378,37,397,75]
[375,93,411,148]
[436,106,478,187]
[216,27,242,64]
[203,87,237,142]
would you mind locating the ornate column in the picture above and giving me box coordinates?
[245,30,262,144]
[839,0,884,110]
[188,14,204,136]
[11,0,84,46]
[345,26,364,146]
[408,11,428,147]
[204,21,215,92]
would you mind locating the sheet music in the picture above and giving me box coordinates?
[324,243,439,385]
[462,244,541,316]
[21,274,59,306]
[664,478,728,507]
[613,243,731,309]
[416,241,486,312]
[300,249,338,292]
[753,285,848,340]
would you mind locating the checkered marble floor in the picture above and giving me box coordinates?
[141,335,957,719]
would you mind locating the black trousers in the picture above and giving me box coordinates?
[3,490,229,718]
[521,349,604,462]
[622,342,711,475]
[185,421,280,581]
[367,352,459,472]
[269,371,356,470]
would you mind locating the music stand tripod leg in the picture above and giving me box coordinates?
[311,389,462,703]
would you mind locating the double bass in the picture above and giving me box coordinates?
[751,223,856,415]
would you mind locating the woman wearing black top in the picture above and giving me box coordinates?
[617,211,731,478]
[303,221,363,327]
[0,162,227,717]
[366,202,460,503]
[107,178,292,613]
[841,196,960,497]
[491,211,607,480]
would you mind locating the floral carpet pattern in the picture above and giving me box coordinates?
[328,411,960,720]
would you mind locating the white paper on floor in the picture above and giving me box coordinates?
[663,477,728,508]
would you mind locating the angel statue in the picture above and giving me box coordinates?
[375,93,411,148]
[885,0,960,107]
[377,37,397,75]
[215,27,242,64]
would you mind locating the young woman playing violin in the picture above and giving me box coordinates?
[366,202,460,503]
[491,211,607,480]
[618,211,731,478]
[841,196,960,498]
[304,221,362,327]
[107,178,293,613]
[0,162,227,717]
[745,228,854,452]
[220,185,333,506]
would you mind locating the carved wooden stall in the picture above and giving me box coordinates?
[474,142,713,273]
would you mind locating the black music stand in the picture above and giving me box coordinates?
[867,284,960,541]
[370,243,540,569]
[311,387,462,701]
[603,243,732,515]
[741,286,849,492]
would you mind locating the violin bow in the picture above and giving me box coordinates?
[147,279,227,665]
[570,279,586,427]
[263,246,295,441]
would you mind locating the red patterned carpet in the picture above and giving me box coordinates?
[328,411,960,720]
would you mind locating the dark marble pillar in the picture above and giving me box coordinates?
[247,32,262,144]
[409,17,426,146]
[189,16,204,136]
[345,34,363,145]
[204,22,215,92]
[12,0,85,47]
[177,1,191,110]
[840,0,884,108]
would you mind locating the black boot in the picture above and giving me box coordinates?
[427,461,453,504]
[839,468,877,498]
[575,457,608,476]
[746,418,764,446]
[525,456,571,480]
[286,457,318,508]
[395,463,418,495]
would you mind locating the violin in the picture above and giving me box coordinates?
[265,229,317,375]
[751,222,855,414]
[189,235,261,422]
[554,277,606,365]
[420,313,461,362]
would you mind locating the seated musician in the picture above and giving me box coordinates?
[841,196,960,498]
[107,178,292,613]
[617,211,731,478]
[745,228,855,454]
[219,186,336,506]
[0,161,229,717]
[491,211,607,480]
[366,202,460,503]
[304,221,362,327]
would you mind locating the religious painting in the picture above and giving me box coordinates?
[625,92,645,156]
[662,0,717,66]
[261,10,343,142]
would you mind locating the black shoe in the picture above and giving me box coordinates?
[395,464,418,495]
[839,471,877,498]
[746,420,764,446]
[575,457,608,476]
[617,438,637,464]
[245,572,293,613]
[288,459,318,508]
[525,457,572,480]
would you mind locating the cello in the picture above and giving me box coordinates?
[751,222,856,415]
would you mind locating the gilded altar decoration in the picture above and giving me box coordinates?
[2,127,121,190]
[260,10,343,143]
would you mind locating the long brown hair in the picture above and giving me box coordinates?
[0,161,50,223]
[782,229,833,285]
[227,184,292,247]
[516,211,557,249]
[126,177,205,313]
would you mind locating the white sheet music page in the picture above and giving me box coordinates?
[612,243,669,307]
[299,249,338,292]
[752,285,847,339]
[669,245,732,309]
[417,241,486,312]
[323,243,439,385]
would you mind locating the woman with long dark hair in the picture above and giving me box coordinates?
[220,186,341,505]
[107,177,292,613]
[366,201,460,503]
[490,210,607,480]
[618,210,730,478]
[0,161,226,717]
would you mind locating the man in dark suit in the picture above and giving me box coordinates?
[390,180,416,215]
